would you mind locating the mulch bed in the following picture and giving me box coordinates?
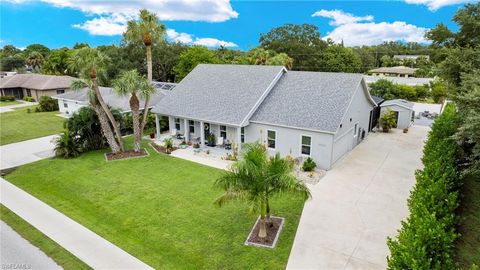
[105,148,148,161]
[150,142,178,154]
[245,216,284,248]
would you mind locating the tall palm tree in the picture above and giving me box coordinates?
[214,142,311,239]
[68,47,124,152]
[113,70,155,152]
[124,9,165,132]
[26,51,44,70]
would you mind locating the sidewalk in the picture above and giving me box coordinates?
[0,135,58,170]
[1,178,153,270]
[0,101,38,113]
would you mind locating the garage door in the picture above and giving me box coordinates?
[332,130,353,163]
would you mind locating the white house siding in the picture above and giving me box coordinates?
[332,84,375,163]
[245,122,334,170]
[381,105,413,129]
[56,98,87,117]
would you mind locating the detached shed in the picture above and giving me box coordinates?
[380,99,414,129]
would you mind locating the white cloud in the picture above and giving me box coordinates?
[166,29,237,48]
[73,14,130,36]
[312,9,373,26]
[403,0,476,10]
[325,21,428,46]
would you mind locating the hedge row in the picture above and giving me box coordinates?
[387,103,461,269]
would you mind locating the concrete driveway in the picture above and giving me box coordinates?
[287,126,430,269]
[0,135,57,170]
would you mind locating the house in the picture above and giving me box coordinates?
[152,64,377,170]
[393,55,430,61]
[363,75,432,87]
[53,81,176,117]
[368,66,417,78]
[0,74,75,100]
[380,99,414,129]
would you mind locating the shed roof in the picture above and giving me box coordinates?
[152,64,285,126]
[0,74,75,90]
[371,95,384,105]
[251,71,370,133]
[381,99,414,110]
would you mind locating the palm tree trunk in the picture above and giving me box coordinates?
[258,201,267,239]
[140,44,153,138]
[92,104,121,153]
[266,197,272,227]
[92,77,125,152]
[146,45,152,81]
[130,93,141,152]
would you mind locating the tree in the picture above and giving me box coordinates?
[124,9,165,134]
[42,48,74,75]
[73,42,90,49]
[65,106,106,151]
[453,3,480,47]
[174,46,220,80]
[113,70,155,152]
[369,79,397,100]
[247,48,294,69]
[0,56,25,71]
[214,142,311,239]
[54,130,82,159]
[430,79,447,103]
[24,44,50,58]
[69,47,124,153]
[1,45,21,57]
[379,108,397,132]
[317,45,362,72]
[265,53,294,69]
[425,23,455,48]
[26,51,44,70]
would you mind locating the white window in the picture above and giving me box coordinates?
[189,120,195,133]
[354,123,358,136]
[301,136,311,156]
[220,125,227,139]
[175,118,180,130]
[267,130,276,149]
[241,127,245,143]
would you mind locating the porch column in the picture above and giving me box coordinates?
[200,121,205,146]
[236,127,242,152]
[168,116,175,135]
[155,114,161,139]
[184,119,189,142]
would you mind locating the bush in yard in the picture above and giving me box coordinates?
[23,96,34,102]
[36,96,58,112]
[0,96,15,102]
[163,138,173,153]
[65,107,106,151]
[387,104,460,269]
[54,129,82,159]
[379,108,397,132]
[302,157,316,172]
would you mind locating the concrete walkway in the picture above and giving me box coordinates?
[0,135,58,170]
[170,148,234,170]
[287,126,430,269]
[0,101,38,113]
[1,178,153,270]
[1,221,62,270]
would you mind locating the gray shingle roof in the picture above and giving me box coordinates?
[251,71,366,133]
[368,66,417,75]
[152,64,285,126]
[54,86,171,113]
[371,95,384,105]
[380,99,414,110]
[0,74,75,90]
[363,75,432,86]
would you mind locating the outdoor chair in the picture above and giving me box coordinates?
[217,137,224,147]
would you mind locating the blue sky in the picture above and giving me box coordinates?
[0,0,473,50]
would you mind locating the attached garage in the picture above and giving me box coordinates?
[380,99,414,129]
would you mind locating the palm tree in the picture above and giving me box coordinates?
[26,51,44,70]
[68,47,124,152]
[113,70,155,152]
[214,142,311,239]
[124,9,165,132]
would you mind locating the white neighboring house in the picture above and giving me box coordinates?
[53,82,176,117]
[380,99,415,129]
[152,64,377,170]
[363,75,433,87]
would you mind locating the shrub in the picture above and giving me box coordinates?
[387,104,460,269]
[207,132,216,147]
[302,157,316,172]
[65,107,105,151]
[36,96,58,112]
[379,108,397,132]
[23,96,34,102]
[164,138,173,153]
[54,130,82,159]
[0,96,15,102]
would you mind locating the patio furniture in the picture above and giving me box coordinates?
[217,137,224,147]
[176,133,184,140]
[170,129,178,136]
[224,140,232,150]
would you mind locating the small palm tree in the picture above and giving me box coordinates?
[113,70,155,152]
[26,51,44,70]
[214,142,311,239]
[54,130,81,159]
[124,10,165,133]
[69,47,124,152]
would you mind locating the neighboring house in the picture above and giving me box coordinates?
[152,64,377,170]
[380,99,414,129]
[363,75,432,87]
[0,74,75,100]
[53,82,176,117]
[368,66,417,78]
[393,55,430,61]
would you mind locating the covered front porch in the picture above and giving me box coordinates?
[154,114,244,152]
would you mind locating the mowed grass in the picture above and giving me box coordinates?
[0,205,91,270]
[455,176,480,268]
[0,100,21,107]
[0,106,64,145]
[4,139,306,269]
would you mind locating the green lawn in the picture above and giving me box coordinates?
[455,176,480,268]
[0,100,21,107]
[0,205,91,270]
[0,106,64,145]
[3,139,305,269]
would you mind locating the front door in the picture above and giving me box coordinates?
[204,123,210,144]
